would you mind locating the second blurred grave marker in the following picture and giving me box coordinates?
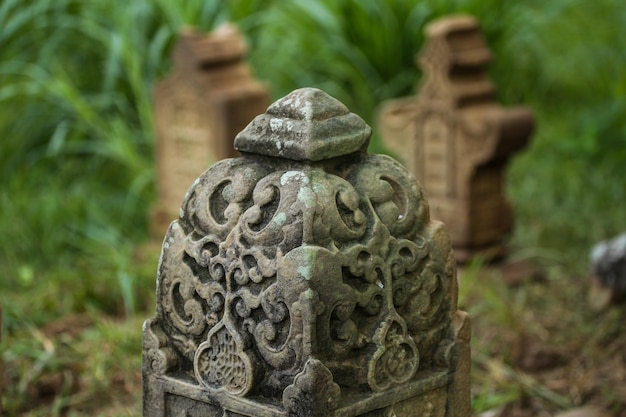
[378,15,534,264]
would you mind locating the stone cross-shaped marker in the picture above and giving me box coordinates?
[151,24,269,237]
[378,15,534,263]
[143,88,470,416]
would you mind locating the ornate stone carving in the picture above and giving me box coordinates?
[283,359,341,417]
[151,24,269,237]
[143,88,470,416]
[378,15,534,263]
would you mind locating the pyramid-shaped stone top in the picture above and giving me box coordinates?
[234,88,371,161]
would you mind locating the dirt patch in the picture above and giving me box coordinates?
[465,261,626,417]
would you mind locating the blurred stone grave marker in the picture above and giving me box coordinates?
[378,15,534,275]
[143,88,471,416]
[151,24,269,237]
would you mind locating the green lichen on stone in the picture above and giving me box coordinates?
[273,212,287,226]
[297,187,316,209]
[297,265,313,281]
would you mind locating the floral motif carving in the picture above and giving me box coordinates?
[368,316,419,392]
[282,359,341,417]
[194,324,254,395]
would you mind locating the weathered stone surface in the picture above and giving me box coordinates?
[151,24,269,237]
[378,15,534,263]
[143,88,470,416]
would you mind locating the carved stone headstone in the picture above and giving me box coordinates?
[151,24,269,236]
[143,88,470,416]
[378,15,534,263]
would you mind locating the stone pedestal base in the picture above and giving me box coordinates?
[145,372,454,417]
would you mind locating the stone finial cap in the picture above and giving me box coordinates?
[234,88,371,161]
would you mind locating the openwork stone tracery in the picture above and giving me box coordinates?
[143,88,470,416]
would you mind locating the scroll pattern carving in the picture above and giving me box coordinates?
[143,318,178,375]
[144,88,466,416]
[152,151,456,397]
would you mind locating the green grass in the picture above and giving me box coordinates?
[2,314,145,416]
[1,0,625,415]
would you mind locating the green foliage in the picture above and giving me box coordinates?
[1,0,625,414]
[501,0,626,269]
[248,1,426,120]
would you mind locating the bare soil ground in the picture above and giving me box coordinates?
[463,260,626,417]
